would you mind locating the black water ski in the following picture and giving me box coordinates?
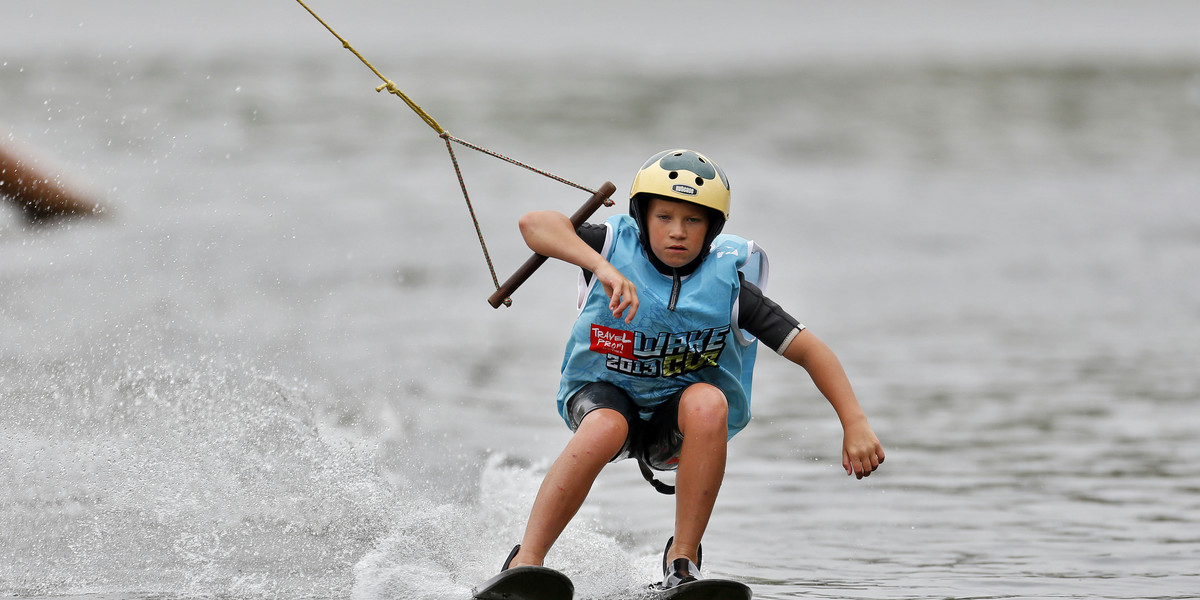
[653,578,752,600]
[472,566,574,600]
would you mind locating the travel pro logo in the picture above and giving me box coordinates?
[589,324,728,378]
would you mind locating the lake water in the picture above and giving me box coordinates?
[3,2,1200,599]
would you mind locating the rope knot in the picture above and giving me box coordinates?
[375,80,399,94]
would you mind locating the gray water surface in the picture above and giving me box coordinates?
[3,2,1199,599]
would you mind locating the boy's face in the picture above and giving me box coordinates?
[645,196,710,268]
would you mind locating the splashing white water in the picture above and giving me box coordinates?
[352,454,654,600]
[1,360,391,597]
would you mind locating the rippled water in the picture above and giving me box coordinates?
[3,2,1200,599]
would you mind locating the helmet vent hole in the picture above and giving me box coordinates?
[668,171,678,179]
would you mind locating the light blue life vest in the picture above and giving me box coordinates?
[556,214,770,439]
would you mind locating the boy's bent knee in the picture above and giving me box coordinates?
[678,384,729,434]
[577,408,631,447]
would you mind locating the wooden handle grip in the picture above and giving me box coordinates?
[488,181,617,308]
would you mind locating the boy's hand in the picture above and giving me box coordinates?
[593,262,638,323]
[842,420,884,479]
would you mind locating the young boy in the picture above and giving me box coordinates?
[503,149,884,588]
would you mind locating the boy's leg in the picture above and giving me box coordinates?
[668,383,728,565]
[510,407,630,568]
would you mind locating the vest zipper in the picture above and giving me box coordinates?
[668,269,681,311]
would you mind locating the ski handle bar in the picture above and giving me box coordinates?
[487,181,617,308]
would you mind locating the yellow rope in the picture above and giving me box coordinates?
[293,0,614,305]
[294,0,444,135]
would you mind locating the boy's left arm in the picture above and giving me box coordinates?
[781,328,885,479]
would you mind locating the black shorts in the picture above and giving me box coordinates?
[566,382,685,471]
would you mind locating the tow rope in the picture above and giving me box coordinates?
[294,0,615,307]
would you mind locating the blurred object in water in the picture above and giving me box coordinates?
[0,141,106,223]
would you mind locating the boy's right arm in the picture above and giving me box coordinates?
[782,329,885,479]
[518,210,639,323]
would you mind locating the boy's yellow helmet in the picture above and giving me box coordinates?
[629,149,731,220]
